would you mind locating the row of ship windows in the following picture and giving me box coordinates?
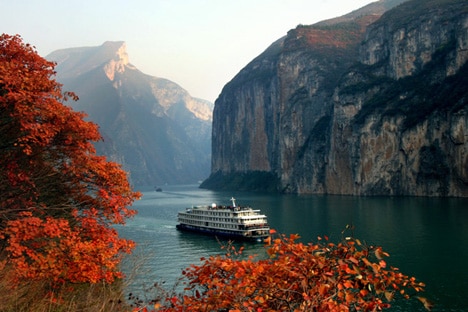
[191,211,254,217]
[183,216,238,223]
[191,211,232,217]
[183,220,240,229]
[181,216,266,223]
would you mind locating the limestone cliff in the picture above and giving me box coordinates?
[202,0,468,196]
[48,42,213,186]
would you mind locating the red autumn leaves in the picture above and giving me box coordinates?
[153,231,429,311]
[0,34,140,284]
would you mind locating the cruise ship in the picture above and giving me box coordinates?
[176,197,270,241]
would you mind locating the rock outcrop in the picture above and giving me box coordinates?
[202,0,468,196]
[48,42,213,186]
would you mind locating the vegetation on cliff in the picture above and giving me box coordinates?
[373,0,468,28]
[200,170,280,192]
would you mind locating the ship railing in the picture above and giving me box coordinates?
[202,205,256,211]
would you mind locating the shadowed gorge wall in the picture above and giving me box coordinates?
[202,0,468,196]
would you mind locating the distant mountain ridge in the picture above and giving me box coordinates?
[202,0,468,197]
[47,42,213,186]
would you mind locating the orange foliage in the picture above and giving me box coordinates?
[285,15,381,53]
[0,34,140,285]
[153,232,429,311]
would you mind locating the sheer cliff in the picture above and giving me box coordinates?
[202,0,468,196]
[48,42,213,186]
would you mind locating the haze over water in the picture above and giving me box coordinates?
[118,184,468,311]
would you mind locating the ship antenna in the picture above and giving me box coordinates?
[230,197,236,207]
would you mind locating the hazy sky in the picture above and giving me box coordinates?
[2,0,375,103]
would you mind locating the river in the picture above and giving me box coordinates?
[117,184,468,311]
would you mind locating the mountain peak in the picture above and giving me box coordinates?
[101,41,129,80]
[46,40,131,80]
[100,41,129,63]
[47,41,213,185]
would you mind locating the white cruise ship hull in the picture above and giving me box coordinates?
[176,200,270,242]
[176,223,269,242]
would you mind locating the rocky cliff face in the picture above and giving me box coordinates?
[48,42,213,186]
[202,0,468,196]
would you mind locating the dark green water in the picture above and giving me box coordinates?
[118,184,468,311]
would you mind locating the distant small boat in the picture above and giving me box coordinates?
[155,187,163,192]
[176,197,270,242]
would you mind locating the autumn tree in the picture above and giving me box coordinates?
[152,230,430,312]
[0,34,140,284]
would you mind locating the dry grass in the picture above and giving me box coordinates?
[0,246,175,311]
[0,262,130,312]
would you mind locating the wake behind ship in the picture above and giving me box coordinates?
[176,198,270,241]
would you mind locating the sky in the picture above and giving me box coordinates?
[1,0,376,103]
